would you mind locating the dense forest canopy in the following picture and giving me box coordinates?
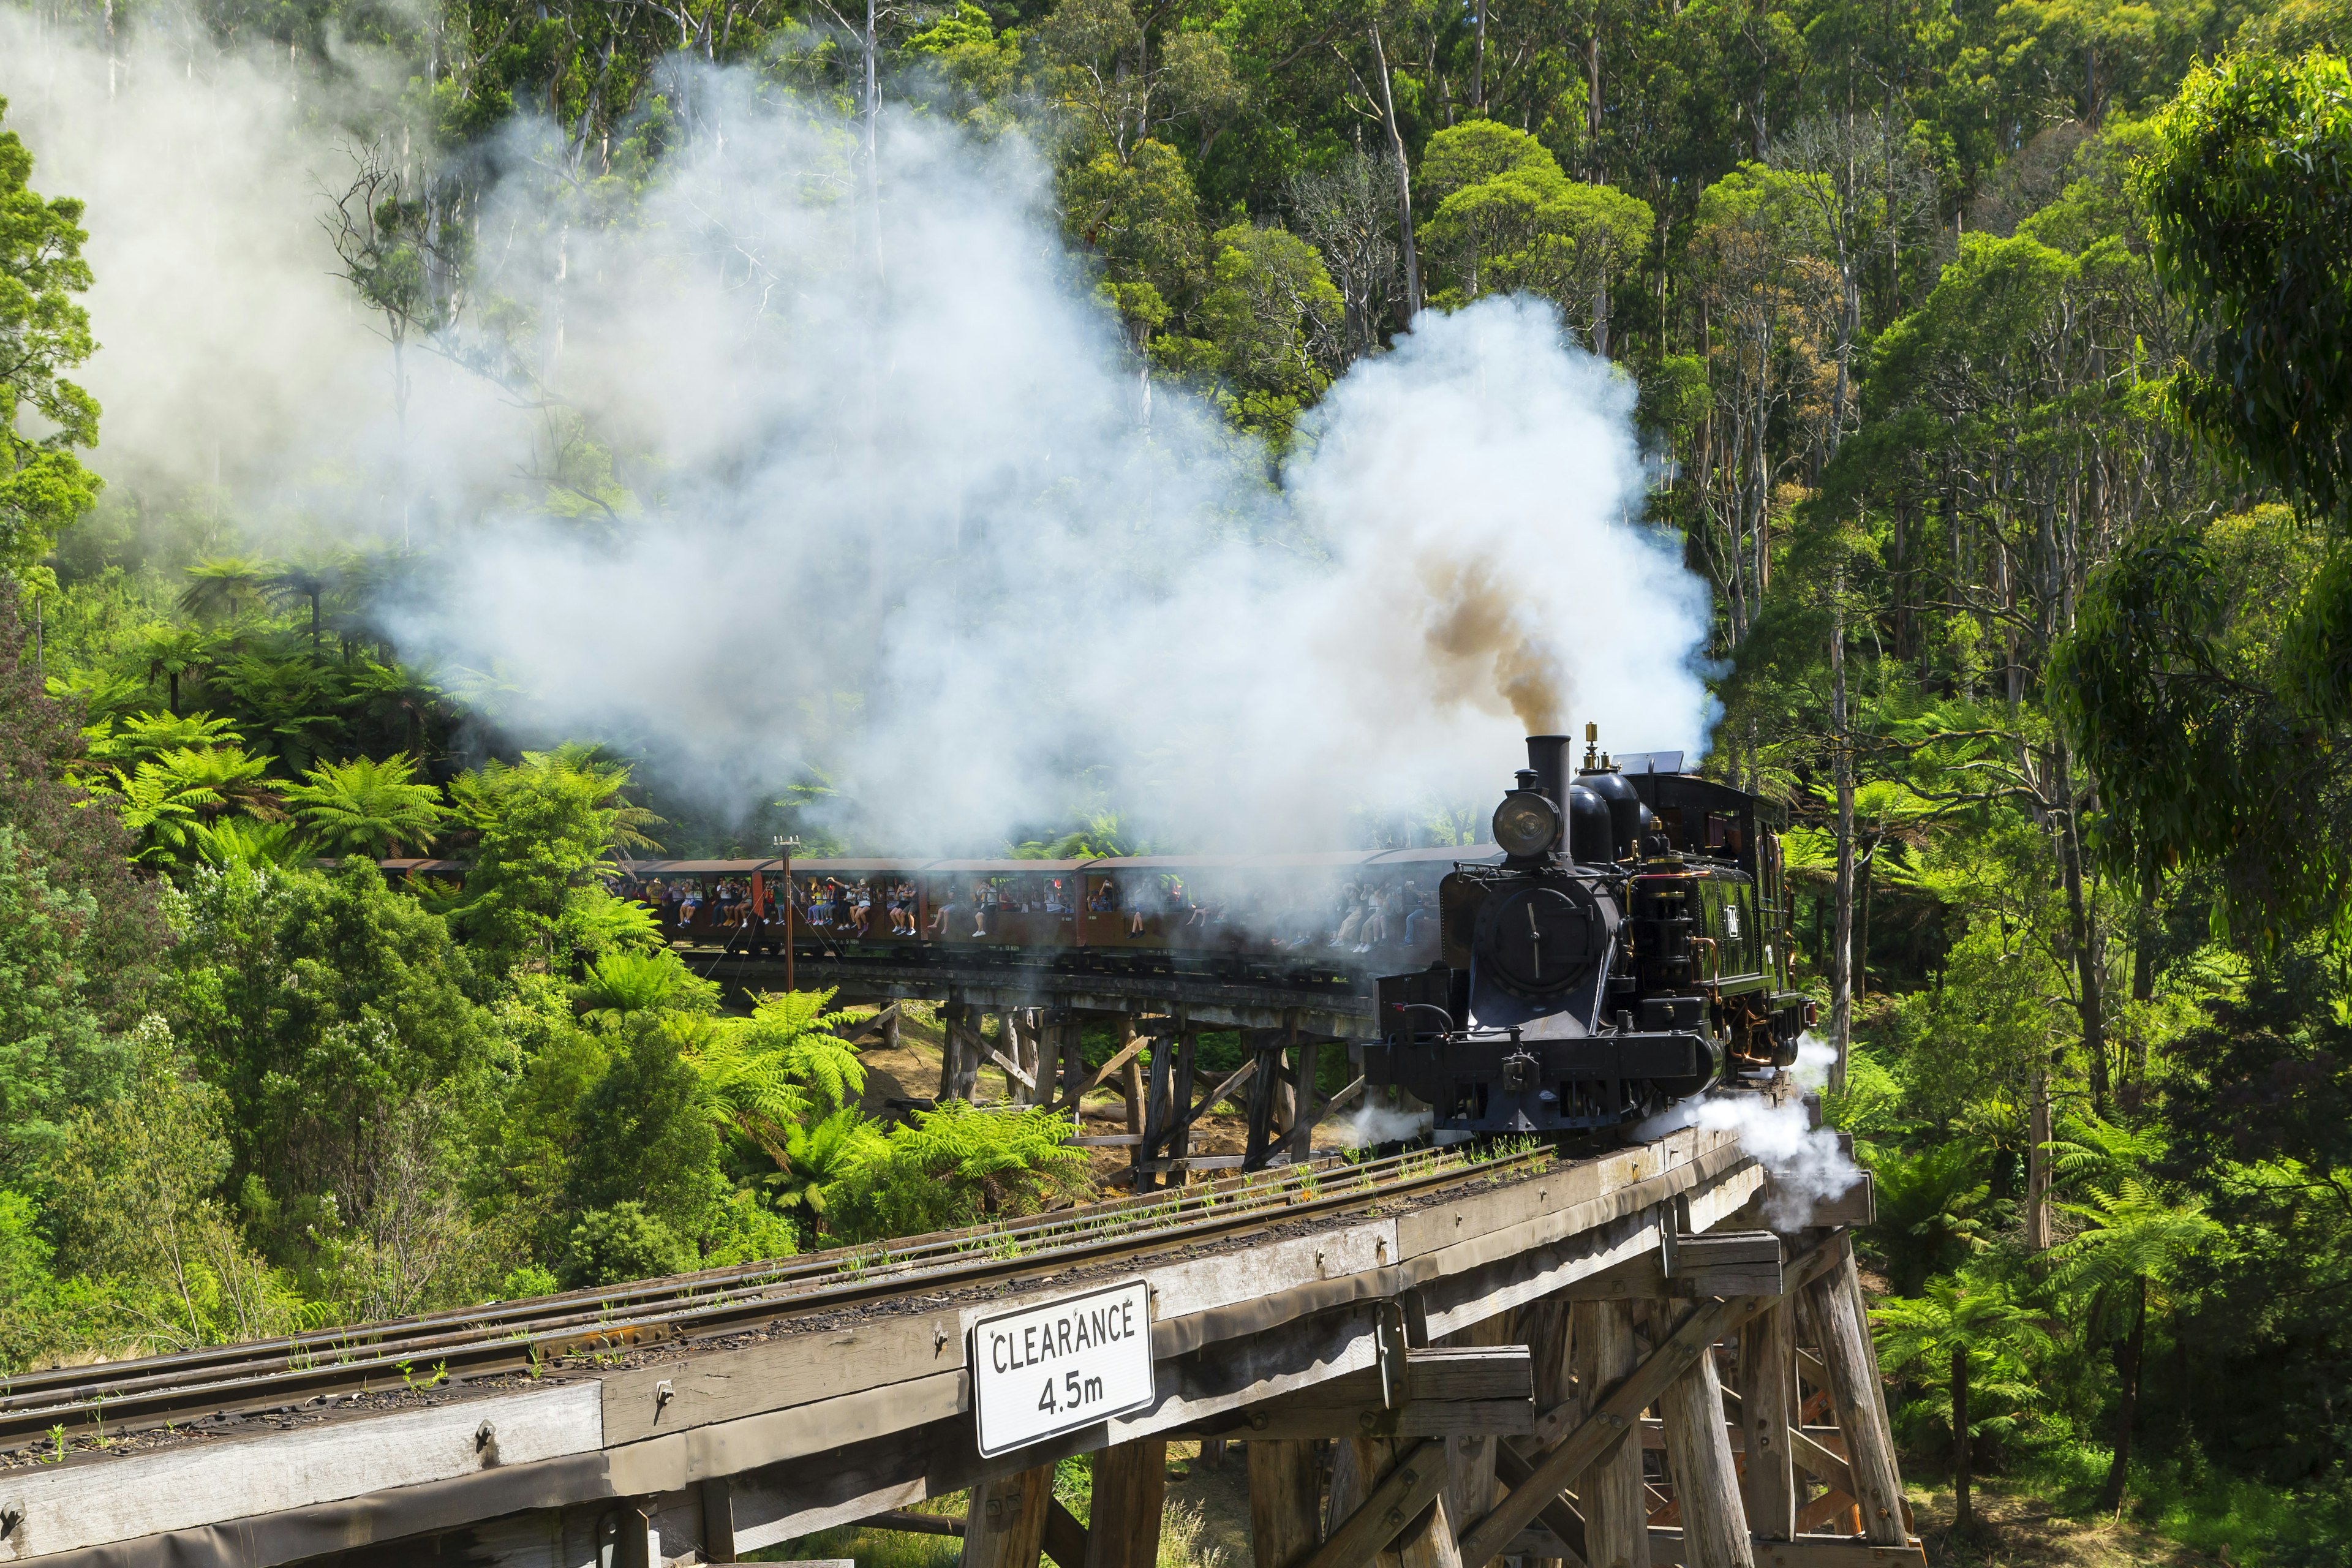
[2,0,2352,1553]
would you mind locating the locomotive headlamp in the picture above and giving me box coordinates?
[1492,790,1562,859]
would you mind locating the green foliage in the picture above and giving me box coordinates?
[284,752,448,859]
[829,1102,1089,1242]
[576,947,722,1025]
[0,95,102,573]
[1417,126,1653,341]
[450,744,665,970]
[772,1107,889,1223]
[1873,1276,2051,1449]
[2139,50,2352,528]
[559,1200,693,1289]
[2054,507,2345,935]
[164,861,502,1310]
[96,743,285,867]
[1869,1137,2000,1294]
[565,1022,725,1246]
[0,823,115,1185]
[39,1017,309,1354]
[1196,222,1344,445]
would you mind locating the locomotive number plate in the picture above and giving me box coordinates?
[970,1279,1156,1455]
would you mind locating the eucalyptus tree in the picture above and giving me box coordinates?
[0,97,100,579]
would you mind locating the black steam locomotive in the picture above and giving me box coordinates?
[1362,729,1814,1136]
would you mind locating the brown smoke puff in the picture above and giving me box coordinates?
[1420,555,1569,733]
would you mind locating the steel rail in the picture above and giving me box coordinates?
[0,1142,1547,1450]
[0,1143,1459,1402]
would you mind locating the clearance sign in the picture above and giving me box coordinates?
[969,1280,1156,1456]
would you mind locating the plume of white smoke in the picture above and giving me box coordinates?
[2,29,1718,849]
[1636,1034,1861,1229]
[1337,1101,1435,1149]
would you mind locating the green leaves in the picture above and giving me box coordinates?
[283,753,449,860]
[1416,125,1652,342]
[0,97,100,574]
[828,1099,1088,1242]
[576,949,721,1025]
[449,744,665,971]
[2139,49,2352,525]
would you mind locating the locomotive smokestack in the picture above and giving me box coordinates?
[1526,734,1572,805]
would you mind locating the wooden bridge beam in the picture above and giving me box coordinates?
[1570,1299,1649,1568]
[1735,1301,1798,1541]
[1246,1438,1322,1568]
[1082,1438,1167,1568]
[1657,1345,1752,1568]
[963,1462,1054,1568]
[1796,1250,1907,1547]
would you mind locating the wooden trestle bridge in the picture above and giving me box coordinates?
[0,1095,1914,1568]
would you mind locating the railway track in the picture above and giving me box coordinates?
[0,1140,1548,1454]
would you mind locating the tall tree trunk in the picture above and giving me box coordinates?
[1372,26,1422,320]
[2053,741,2109,1112]
[2099,1276,2147,1515]
[2026,1066,2051,1250]
[2128,878,2158,1090]
[1585,22,1602,183]
[1472,0,1485,112]
[1951,1341,1972,1532]
[1856,837,1874,998]
[1831,564,1855,1095]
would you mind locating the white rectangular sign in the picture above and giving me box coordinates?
[970,1279,1156,1457]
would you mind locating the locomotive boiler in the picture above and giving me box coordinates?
[1361,729,1814,1136]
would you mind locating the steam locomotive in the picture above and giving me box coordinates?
[1362,729,1813,1136]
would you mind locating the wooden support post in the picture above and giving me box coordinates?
[1287,1035,1323,1164]
[964,1461,1055,1568]
[1059,1017,1087,1125]
[940,1001,963,1102]
[1318,1437,1459,1568]
[1442,1312,1514,1566]
[1117,1017,1144,1136]
[1031,1012,1059,1114]
[1084,1438,1168,1568]
[1244,1030,1283,1170]
[1570,1299,1649,1568]
[1329,1434,1406,1568]
[1167,1028,1199,1183]
[1249,1438,1324,1568]
[608,1501,656,1568]
[1659,1348,1753,1568]
[1515,1295,1578,1568]
[883,1002,902,1055]
[960,1020,984,1102]
[1736,1302,1797,1540]
[1001,1010,1029,1106]
[1045,1498,1089,1568]
[1134,1032,1172,1192]
[700,1476,738,1562]
[1799,1247,1907,1546]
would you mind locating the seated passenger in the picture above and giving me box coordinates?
[853,881,873,936]
[1332,892,1365,949]
[927,890,959,938]
[1403,884,1431,946]
[1358,892,1388,951]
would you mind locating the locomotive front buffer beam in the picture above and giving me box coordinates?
[1360,1029,1715,1135]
